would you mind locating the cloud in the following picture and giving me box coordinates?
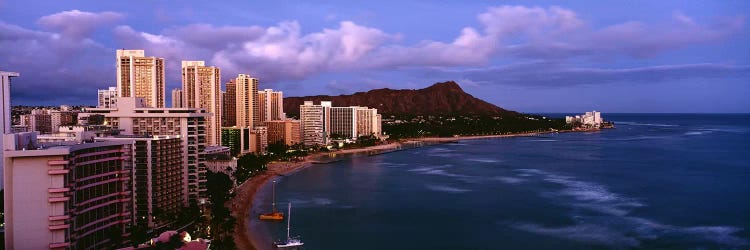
[37,10,123,40]
[447,63,750,87]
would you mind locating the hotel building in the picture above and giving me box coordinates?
[79,97,208,206]
[264,120,302,146]
[258,89,284,122]
[182,61,222,146]
[222,80,236,127]
[329,106,358,140]
[299,101,330,146]
[355,107,381,138]
[235,74,258,129]
[116,49,165,108]
[221,127,252,156]
[98,87,118,108]
[171,88,183,108]
[3,132,134,250]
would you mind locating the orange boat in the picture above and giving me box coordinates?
[259,180,284,221]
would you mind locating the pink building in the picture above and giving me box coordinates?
[3,132,134,249]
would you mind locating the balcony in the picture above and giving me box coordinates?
[48,215,70,221]
[47,169,70,175]
[48,224,70,230]
[48,188,70,193]
[48,196,70,203]
[49,242,71,249]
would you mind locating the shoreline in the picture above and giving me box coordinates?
[231,129,599,249]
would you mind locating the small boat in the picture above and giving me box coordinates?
[275,203,304,249]
[260,180,284,221]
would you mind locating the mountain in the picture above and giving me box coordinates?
[283,81,518,117]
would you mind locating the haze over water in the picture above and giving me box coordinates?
[252,114,750,249]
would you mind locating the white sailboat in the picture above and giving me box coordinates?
[275,203,304,249]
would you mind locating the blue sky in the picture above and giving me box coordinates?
[0,0,748,112]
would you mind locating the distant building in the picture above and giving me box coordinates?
[566,110,603,128]
[329,107,357,140]
[235,74,258,129]
[264,119,302,146]
[206,154,237,178]
[222,80,237,127]
[258,89,284,122]
[252,126,268,154]
[50,109,77,133]
[182,60,222,146]
[356,107,381,138]
[79,97,209,206]
[171,88,183,108]
[3,132,134,250]
[116,49,165,108]
[98,86,118,108]
[221,127,252,156]
[20,109,52,134]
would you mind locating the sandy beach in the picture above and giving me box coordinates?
[230,130,578,249]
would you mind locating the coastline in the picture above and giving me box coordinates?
[231,129,597,249]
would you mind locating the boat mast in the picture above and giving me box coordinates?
[272,180,276,213]
[286,202,292,241]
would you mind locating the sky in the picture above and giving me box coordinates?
[0,0,748,113]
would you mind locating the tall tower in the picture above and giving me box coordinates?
[258,89,284,122]
[116,49,165,107]
[222,80,237,127]
[182,61,222,146]
[171,88,183,108]
[235,74,258,128]
[1,70,19,189]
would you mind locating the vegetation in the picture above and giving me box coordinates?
[383,114,570,140]
[205,172,237,249]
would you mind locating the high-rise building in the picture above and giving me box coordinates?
[252,126,268,154]
[0,70,19,189]
[300,101,330,146]
[264,120,301,146]
[97,135,183,229]
[258,89,284,122]
[116,49,165,108]
[355,107,380,137]
[79,97,209,206]
[20,109,52,134]
[3,132,134,250]
[98,86,117,108]
[221,127,252,156]
[235,74,258,129]
[182,61,222,146]
[329,107,358,140]
[171,88,183,108]
[222,80,237,127]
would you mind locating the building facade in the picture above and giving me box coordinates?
[264,120,301,146]
[171,88,183,108]
[20,109,53,134]
[116,49,165,108]
[329,107,357,140]
[222,80,236,127]
[79,97,209,206]
[355,107,381,137]
[0,70,19,189]
[98,87,117,108]
[299,101,330,146]
[182,60,222,146]
[235,74,258,129]
[257,89,284,122]
[221,127,252,156]
[3,133,134,250]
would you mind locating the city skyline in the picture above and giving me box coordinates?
[0,1,749,112]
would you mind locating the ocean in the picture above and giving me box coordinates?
[250,114,750,249]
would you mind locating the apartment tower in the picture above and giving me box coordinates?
[235,74,258,129]
[116,49,165,108]
[97,86,117,108]
[182,61,222,146]
[222,80,237,127]
[171,88,183,108]
[258,89,284,122]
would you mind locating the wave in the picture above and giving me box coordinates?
[614,121,679,127]
[529,139,559,142]
[425,184,471,193]
[494,176,525,184]
[685,131,711,136]
[509,222,640,247]
[466,158,501,163]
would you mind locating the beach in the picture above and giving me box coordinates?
[230,130,574,249]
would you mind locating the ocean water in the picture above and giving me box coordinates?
[251,114,750,249]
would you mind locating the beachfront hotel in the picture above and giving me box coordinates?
[96,135,184,230]
[3,132,134,250]
[222,80,237,127]
[79,97,209,206]
[116,49,165,108]
[98,86,118,108]
[258,89,284,122]
[182,60,222,146]
[235,74,259,128]
[300,101,330,146]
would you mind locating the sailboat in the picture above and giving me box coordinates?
[259,180,284,221]
[275,203,304,249]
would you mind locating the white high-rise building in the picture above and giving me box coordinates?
[97,86,117,108]
[258,89,284,122]
[182,60,222,146]
[300,101,326,146]
[116,49,165,108]
[235,74,259,129]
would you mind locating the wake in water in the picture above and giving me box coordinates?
[507,169,748,248]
